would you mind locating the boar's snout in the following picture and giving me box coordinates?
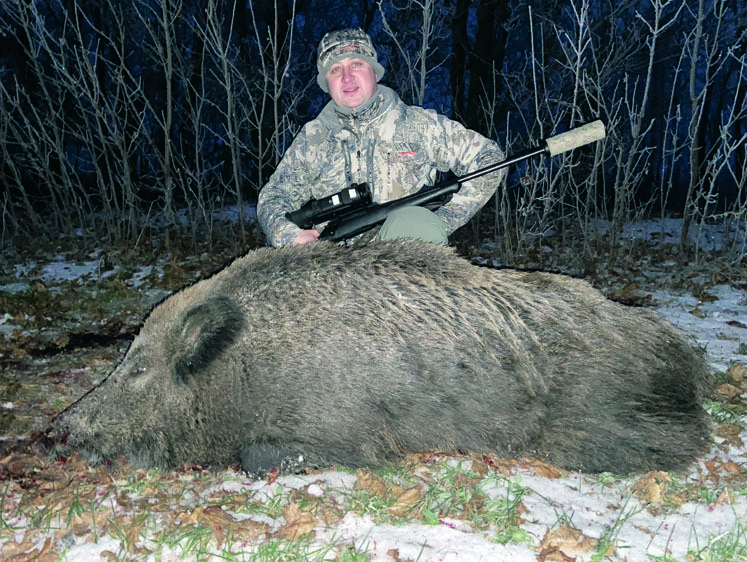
[33,422,71,459]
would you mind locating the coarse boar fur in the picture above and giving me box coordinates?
[41,240,712,475]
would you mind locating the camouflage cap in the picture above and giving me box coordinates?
[316,28,385,92]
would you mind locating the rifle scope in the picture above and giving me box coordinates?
[285,182,372,230]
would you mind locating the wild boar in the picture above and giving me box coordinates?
[40,240,712,475]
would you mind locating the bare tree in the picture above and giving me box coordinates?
[378,0,449,106]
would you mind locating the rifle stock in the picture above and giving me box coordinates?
[289,120,606,243]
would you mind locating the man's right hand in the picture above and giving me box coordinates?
[293,229,321,245]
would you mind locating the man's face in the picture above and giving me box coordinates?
[326,58,378,109]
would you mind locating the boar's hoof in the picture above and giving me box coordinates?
[241,443,321,477]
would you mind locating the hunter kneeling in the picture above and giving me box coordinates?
[257,28,505,247]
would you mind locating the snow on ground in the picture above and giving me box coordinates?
[653,285,746,372]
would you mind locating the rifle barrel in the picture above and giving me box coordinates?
[308,120,607,242]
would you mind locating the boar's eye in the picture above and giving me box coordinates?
[172,296,244,384]
[121,356,147,379]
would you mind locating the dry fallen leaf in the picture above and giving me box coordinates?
[54,335,70,348]
[232,516,269,543]
[722,460,742,474]
[171,504,267,547]
[537,524,601,557]
[265,467,279,485]
[478,453,514,476]
[727,363,746,386]
[355,469,388,496]
[631,471,670,505]
[387,548,404,561]
[389,486,423,518]
[528,460,566,479]
[1,533,58,562]
[536,546,576,562]
[116,513,150,555]
[714,383,743,402]
[276,502,316,540]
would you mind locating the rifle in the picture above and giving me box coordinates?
[286,120,606,243]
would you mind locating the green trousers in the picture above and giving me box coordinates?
[378,206,448,245]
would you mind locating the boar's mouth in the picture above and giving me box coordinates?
[32,423,74,460]
[33,423,111,465]
[33,421,169,468]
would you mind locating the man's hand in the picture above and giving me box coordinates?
[293,229,320,245]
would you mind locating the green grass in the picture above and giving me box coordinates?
[687,518,747,562]
[705,401,743,427]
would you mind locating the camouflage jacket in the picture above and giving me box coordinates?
[257,86,505,247]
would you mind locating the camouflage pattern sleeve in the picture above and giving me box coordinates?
[425,111,505,235]
[257,126,318,248]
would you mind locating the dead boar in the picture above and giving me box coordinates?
[40,240,712,475]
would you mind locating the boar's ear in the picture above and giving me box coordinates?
[172,296,244,383]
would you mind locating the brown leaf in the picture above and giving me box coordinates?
[389,486,423,518]
[316,505,344,526]
[715,424,742,437]
[116,490,133,509]
[70,511,95,536]
[403,451,445,467]
[0,455,44,479]
[231,517,269,542]
[454,471,477,490]
[722,460,742,474]
[265,467,279,485]
[689,307,707,319]
[387,548,404,562]
[276,502,316,540]
[114,514,147,554]
[714,383,742,402]
[203,505,238,548]
[1,534,56,562]
[161,262,186,289]
[536,546,577,561]
[714,424,744,449]
[727,364,746,386]
[176,506,237,548]
[529,460,566,479]
[171,505,267,547]
[62,452,90,473]
[480,453,514,476]
[714,490,734,506]
[537,525,599,557]
[37,537,56,561]
[92,465,114,486]
[470,457,488,476]
[355,469,387,496]
[1,538,28,559]
[54,335,70,348]
[612,283,653,306]
[631,471,670,504]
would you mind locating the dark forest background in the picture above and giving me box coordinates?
[1,0,745,265]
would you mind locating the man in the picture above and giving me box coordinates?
[257,28,505,247]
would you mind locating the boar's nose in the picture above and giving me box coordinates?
[32,424,69,457]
